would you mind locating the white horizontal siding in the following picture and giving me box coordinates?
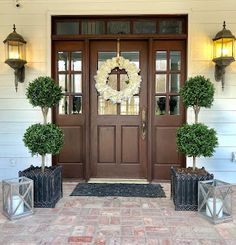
[0,0,236,182]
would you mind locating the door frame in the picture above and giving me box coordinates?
[51,15,188,181]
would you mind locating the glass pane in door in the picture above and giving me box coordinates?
[156,51,167,71]
[120,96,139,115]
[98,52,117,68]
[98,96,117,115]
[58,52,69,71]
[121,52,139,68]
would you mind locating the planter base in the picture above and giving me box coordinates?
[19,165,63,208]
[171,167,214,211]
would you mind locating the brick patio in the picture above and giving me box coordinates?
[0,182,235,245]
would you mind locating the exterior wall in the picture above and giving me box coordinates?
[0,0,236,182]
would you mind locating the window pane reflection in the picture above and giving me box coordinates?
[159,20,182,34]
[107,74,117,90]
[169,96,180,115]
[120,74,129,91]
[72,96,82,114]
[107,21,130,34]
[58,74,69,93]
[58,52,68,71]
[156,74,166,93]
[98,96,117,115]
[133,21,156,34]
[156,51,167,71]
[59,96,69,115]
[170,74,180,93]
[98,52,117,69]
[156,96,166,115]
[170,51,181,71]
[120,96,139,115]
[121,52,139,68]
[71,52,82,71]
[71,74,82,93]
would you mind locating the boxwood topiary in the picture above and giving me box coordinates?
[23,76,64,172]
[177,75,218,171]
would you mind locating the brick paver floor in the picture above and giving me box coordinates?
[0,182,235,245]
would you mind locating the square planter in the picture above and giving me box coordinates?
[2,177,34,220]
[198,179,233,224]
[19,165,62,208]
[171,167,214,211]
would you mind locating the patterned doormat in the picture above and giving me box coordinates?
[70,183,166,198]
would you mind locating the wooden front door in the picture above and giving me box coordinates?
[90,40,148,179]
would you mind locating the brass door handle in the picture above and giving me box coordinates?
[141,108,146,140]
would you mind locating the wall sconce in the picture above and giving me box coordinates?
[3,24,27,91]
[212,21,235,90]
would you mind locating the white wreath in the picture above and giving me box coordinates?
[94,56,142,104]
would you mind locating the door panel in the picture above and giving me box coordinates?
[52,41,85,179]
[152,40,186,180]
[90,40,148,179]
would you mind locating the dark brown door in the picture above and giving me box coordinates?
[52,41,86,179]
[90,40,148,179]
[152,40,186,180]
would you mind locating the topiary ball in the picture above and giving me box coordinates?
[26,76,63,109]
[176,123,218,158]
[180,75,215,109]
[23,123,64,156]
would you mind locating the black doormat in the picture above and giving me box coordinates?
[70,183,166,198]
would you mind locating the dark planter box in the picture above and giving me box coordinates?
[19,165,63,208]
[171,167,214,211]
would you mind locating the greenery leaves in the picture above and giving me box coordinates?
[23,124,64,156]
[176,123,218,158]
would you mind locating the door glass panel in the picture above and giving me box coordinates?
[120,96,139,115]
[121,52,139,68]
[170,74,180,93]
[81,21,105,34]
[170,51,181,71]
[107,74,117,90]
[71,74,82,93]
[58,74,69,93]
[98,52,117,68]
[72,96,82,114]
[107,21,130,34]
[56,22,79,35]
[169,95,180,115]
[156,51,167,71]
[159,20,182,34]
[98,96,117,115]
[120,74,129,90]
[58,52,69,71]
[59,96,69,115]
[155,96,166,115]
[155,74,166,93]
[71,52,82,71]
[133,21,156,34]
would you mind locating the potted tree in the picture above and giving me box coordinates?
[171,75,218,211]
[19,76,64,208]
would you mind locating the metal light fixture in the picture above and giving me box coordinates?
[3,24,27,91]
[212,21,235,90]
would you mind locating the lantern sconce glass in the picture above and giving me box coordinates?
[3,24,27,92]
[212,21,235,90]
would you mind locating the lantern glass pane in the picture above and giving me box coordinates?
[222,38,234,57]
[6,41,26,60]
[213,39,223,59]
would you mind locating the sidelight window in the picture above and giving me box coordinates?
[57,51,83,115]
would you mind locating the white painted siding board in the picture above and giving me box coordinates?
[0,110,42,122]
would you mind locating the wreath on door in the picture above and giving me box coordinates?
[94,56,142,104]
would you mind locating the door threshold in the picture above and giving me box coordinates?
[88,178,149,184]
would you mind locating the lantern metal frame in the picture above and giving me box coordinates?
[3,24,27,91]
[212,21,235,90]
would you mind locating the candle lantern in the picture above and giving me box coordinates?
[2,177,34,220]
[198,179,233,224]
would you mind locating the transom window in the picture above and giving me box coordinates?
[53,16,187,36]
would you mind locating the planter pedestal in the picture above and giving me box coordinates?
[171,167,214,211]
[19,165,62,208]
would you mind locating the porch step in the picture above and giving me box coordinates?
[88,178,149,184]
